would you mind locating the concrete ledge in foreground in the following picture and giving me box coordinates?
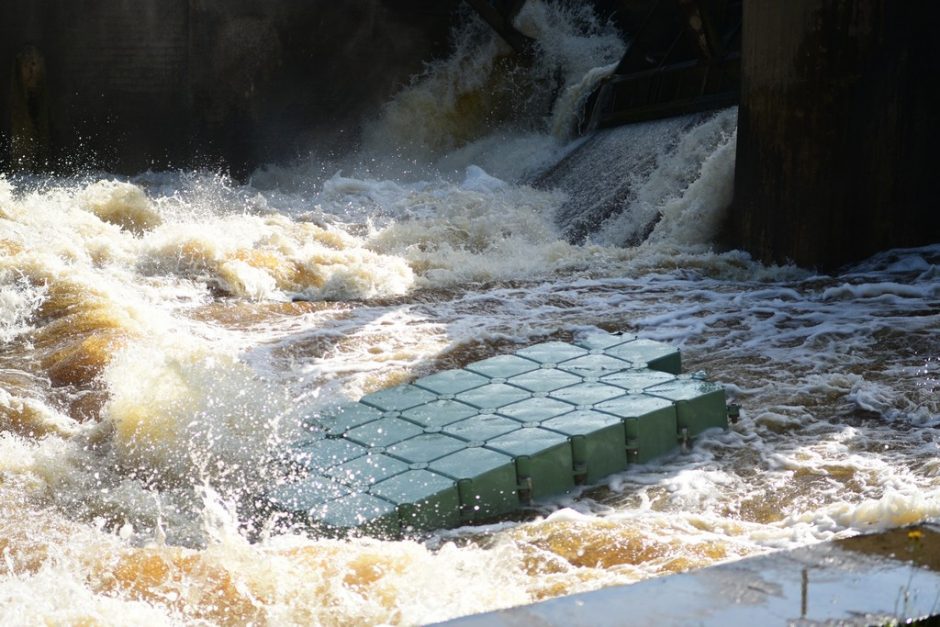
[437,524,940,626]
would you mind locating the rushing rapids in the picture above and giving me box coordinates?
[1,2,939,625]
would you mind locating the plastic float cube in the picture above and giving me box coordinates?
[603,338,682,374]
[271,331,729,536]
[464,354,539,378]
[506,367,581,393]
[600,368,675,392]
[311,402,382,437]
[455,382,531,410]
[645,376,728,436]
[359,384,439,412]
[344,417,424,449]
[311,493,400,536]
[413,368,490,395]
[267,474,351,519]
[368,469,461,531]
[542,410,628,484]
[485,426,575,502]
[549,381,626,406]
[595,394,679,464]
[295,438,368,467]
[386,433,468,464]
[497,396,574,424]
[575,332,682,374]
[573,332,682,374]
[429,447,520,520]
[325,452,410,488]
[443,412,522,442]
[400,398,479,429]
[516,341,588,364]
[557,353,633,378]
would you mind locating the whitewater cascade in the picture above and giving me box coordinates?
[1,2,938,625]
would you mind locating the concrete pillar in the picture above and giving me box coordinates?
[731,1,940,270]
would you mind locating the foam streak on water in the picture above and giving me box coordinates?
[2,2,940,624]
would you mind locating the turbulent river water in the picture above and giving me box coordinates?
[2,3,939,625]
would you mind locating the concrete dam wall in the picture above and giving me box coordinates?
[0,0,460,174]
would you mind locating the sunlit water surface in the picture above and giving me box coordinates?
[2,2,939,625]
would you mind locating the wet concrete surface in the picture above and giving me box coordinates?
[439,525,940,626]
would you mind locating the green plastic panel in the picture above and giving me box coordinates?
[600,369,676,392]
[429,447,519,520]
[595,394,680,464]
[400,399,479,429]
[443,413,521,442]
[326,453,410,488]
[497,396,574,424]
[558,354,633,378]
[360,384,439,412]
[456,383,531,411]
[464,354,539,378]
[344,417,424,449]
[310,493,400,536]
[386,433,468,463]
[486,426,575,501]
[622,410,679,464]
[516,341,589,364]
[574,332,682,374]
[267,474,351,515]
[413,369,490,395]
[313,402,383,437]
[542,410,628,484]
[646,377,728,436]
[506,368,581,392]
[369,469,461,531]
[297,438,368,469]
[275,332,728,536]
[549,381,625,406]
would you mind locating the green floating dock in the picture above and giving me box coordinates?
[269,332,730,536]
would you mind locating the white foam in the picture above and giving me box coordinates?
[0,567,177,627]
[102,337,296,487]
[2,3,939,623]
[0,277,44,342]
[460,165,510,193]
[358,0,623,175]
